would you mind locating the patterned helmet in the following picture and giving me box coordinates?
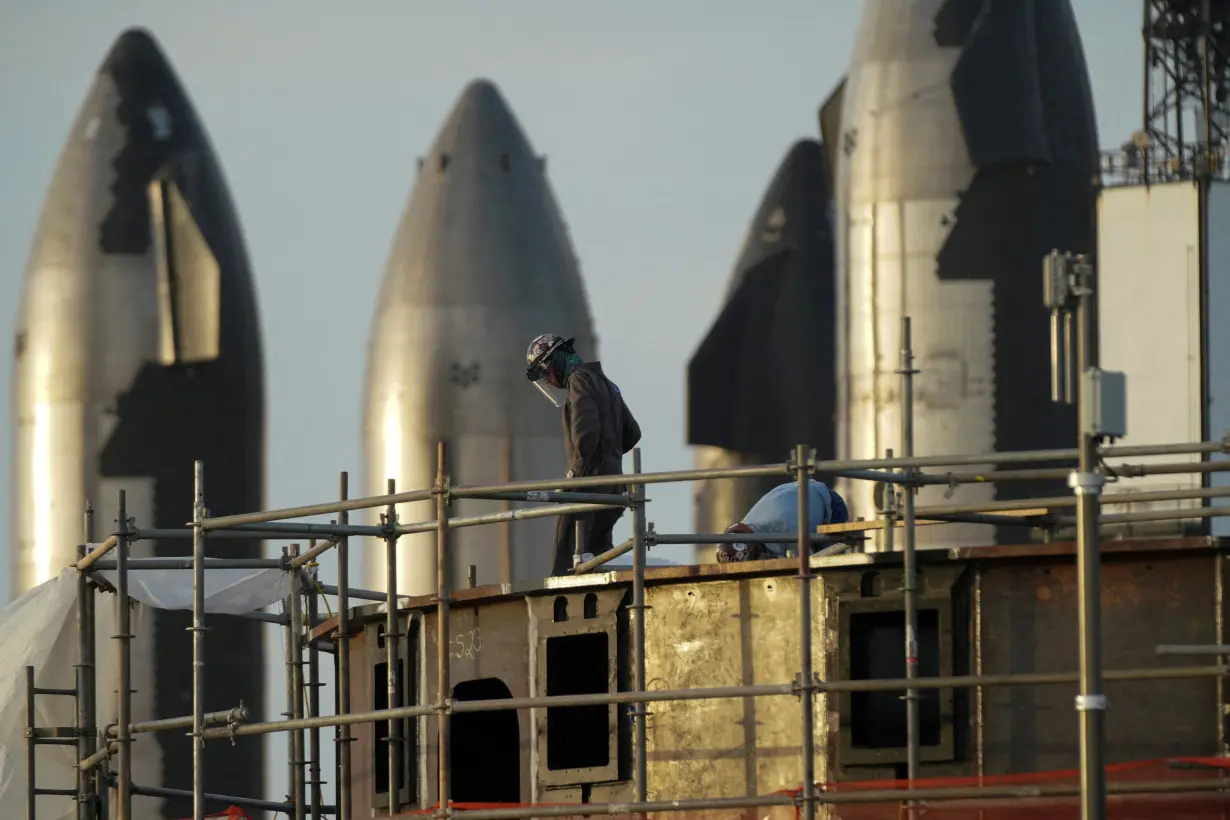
[525,334,574,381]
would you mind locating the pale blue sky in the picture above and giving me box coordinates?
[0,0,1140,805]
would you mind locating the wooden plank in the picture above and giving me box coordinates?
[817,507,1054,534]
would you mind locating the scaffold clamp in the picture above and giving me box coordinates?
[1068,471,1105,496]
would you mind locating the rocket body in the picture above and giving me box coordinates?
[10,29,266,817]
[688,140,838,559]
[831,0,1099,546]
[363,80,596,594]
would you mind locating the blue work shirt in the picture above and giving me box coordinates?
[743,480,848,535]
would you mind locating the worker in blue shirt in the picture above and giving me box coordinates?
[715,480,849,563]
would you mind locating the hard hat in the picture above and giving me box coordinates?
[525,334,575,382]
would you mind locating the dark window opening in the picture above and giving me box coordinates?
[554,596,569,622]
[860,572,882,598]
[583,593,598,619]
[850,609,942,748]
[546,633,609,770]
[452,678,520,803]
[373,659,406,796]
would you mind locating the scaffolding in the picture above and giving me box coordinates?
[22,264,1230,820]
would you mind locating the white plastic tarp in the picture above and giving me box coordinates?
[96,566,288,615]
[0,565,294,818]
[0,569,81,820]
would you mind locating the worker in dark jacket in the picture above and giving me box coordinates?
[526,333,642,575]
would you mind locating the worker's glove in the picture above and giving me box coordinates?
[565,469,574,480]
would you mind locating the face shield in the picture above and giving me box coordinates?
[530,377,561,408]
[525,343,565,408]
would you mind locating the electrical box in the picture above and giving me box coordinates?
[1081,368,1127,439]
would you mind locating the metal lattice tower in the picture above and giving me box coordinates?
[1142,0,1230,179]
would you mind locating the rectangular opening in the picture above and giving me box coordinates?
[849,609,942,749]
[546,633,609,770]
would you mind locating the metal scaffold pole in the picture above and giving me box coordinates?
[899,317,921,801]
[336,471,353,820]
[115,488,132,820]
[795,443,816,820]
[383,478,402,814]
[435,442,453,819]
[77,505,98,820]
[307,544,324,820]
[630,448,648,806]
[191,461,207,820]
[288,544,307,820]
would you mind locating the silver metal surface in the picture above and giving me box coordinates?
[10,28,266,814]
[363,78,596,595]
[833,0,1098,549]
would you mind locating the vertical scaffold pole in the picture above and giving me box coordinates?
[435,443,452,819]
[116,489,132,820]
[77,504,98,820]
[899,318,921,799]
[336,472,353,820]
[307,543,323,820]
[191,462,206,820]
[630,448,648,805]
[384,478,402,813]
[796,443,815,820]
[26,664,36,820]
[288,544,307,820]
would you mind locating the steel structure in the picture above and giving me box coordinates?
[23,267,1230,819]
[26,433,1230,819]
[1143,0,1230,180]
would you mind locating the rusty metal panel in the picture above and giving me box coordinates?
[979,553,1220,774]
[827,565,966,773]
[351,627,375,818]
[642,576,827,802]
[529,588,627,789]
[419,597,533,809]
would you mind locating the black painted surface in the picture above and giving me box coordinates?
[688,139,837,462]
[92,28,265,818]
[818,78,845,182]
[933,0,1098,533]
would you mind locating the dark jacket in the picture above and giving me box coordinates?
[561,361,641,482]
